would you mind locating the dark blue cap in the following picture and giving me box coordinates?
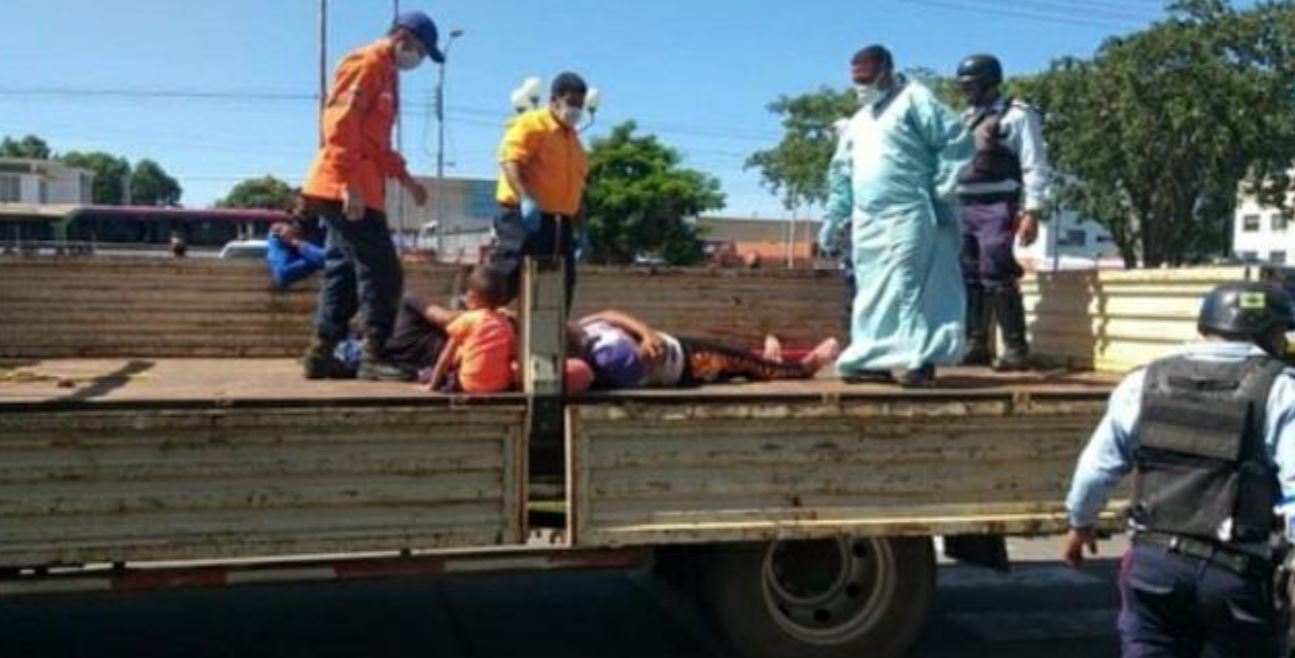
[394,11,445,64]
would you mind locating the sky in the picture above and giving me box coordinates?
[1,0,1188,219]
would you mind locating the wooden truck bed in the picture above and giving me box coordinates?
[0,358,1118,567]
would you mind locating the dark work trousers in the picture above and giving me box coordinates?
[960,199,1024,292]
[490,207,577,313]
[1118,543,1281,658]
[311,200,403,344]
[841,258,855,344]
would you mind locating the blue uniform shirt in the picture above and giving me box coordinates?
[266,233,326,290]
[1065,341,1295,529]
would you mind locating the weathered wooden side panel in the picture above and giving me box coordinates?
[0,258,845,359]
[0,405,528,566]
[569,396,1120,547]
[1022,267,1252,372]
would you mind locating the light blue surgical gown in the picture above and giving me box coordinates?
[819,79,973,372]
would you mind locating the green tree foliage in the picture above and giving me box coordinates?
[0,134,52,159]
[129,158,182,207]
[58,151,132,205]
[218,175,297,211]
[584,122,725,266]
[745,88,858,212]
[1022,0,1295,266]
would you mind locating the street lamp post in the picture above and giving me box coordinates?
[434,29,465,258]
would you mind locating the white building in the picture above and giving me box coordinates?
[0,158,94,205]
[1016,210,1122,270]
[1233,195,1294,265]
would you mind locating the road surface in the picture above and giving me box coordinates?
[0,538,1126,658]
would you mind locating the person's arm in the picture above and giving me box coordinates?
[819,125,854,258]
[421,303,461,329]
[1062,370,1145,566]
[1011,105,1052,214]
[266,235,306,289]
[425,335,461,392]
[1008,105,1051,246]
[579,310,664,359]
[319,53,380,217]
[296,240,327,270]
[1265,373,1295,515]
[498,116,545,219]
[912,85,975,204]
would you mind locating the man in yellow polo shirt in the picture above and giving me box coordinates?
[490,72,590,311]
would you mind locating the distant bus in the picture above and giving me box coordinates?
[65,206,290,248]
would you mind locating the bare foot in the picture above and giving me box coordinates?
[763,335,784,363]
[801,338,842,371]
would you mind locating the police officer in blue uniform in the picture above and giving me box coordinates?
[956,54,1052,370]
[1064,282,1295,657]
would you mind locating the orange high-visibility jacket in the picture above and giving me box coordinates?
[303,40,407,212]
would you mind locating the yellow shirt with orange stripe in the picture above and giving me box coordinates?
[495,108,588,217]
[303,40,407,212]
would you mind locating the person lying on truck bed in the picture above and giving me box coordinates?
[569,310,841,389]
[266,217,326,290]
[333,287,594,394]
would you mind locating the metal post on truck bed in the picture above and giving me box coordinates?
[519,257,567,482]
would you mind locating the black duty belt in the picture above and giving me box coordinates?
[957,191,1022,205]
[1134,532,1273,577]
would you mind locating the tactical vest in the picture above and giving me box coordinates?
[958,99,1025,190]
[1130,355,1285,546]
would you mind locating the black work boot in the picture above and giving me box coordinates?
[357,336,414,382]
[962,286,993,366]
[992,287,1031,372]
[302,336,352,380]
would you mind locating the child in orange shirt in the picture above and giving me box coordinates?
[426,266,517,394]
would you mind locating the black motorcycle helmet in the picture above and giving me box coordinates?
[1198,282,1295,341]
[957,54,1003,104]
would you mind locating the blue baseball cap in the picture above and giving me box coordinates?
[394,11,445,64]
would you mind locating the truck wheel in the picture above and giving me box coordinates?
[707,536,935,658]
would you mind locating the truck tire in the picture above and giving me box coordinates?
[706,536,935,658]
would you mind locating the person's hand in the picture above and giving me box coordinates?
[818,223,842,260]
[1062,527,1098,568]
[343,184,366,221]
[639,331,665,361]
[1017,210,1040,247]
[520,196,542,234]
[404,178,428,207]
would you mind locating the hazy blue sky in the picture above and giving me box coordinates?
[2,1,1185,217]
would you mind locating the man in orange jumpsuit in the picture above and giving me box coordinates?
[300,10,442,380]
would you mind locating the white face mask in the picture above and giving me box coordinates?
[558,104,584,128]
[394,42,424,71]
[855,83,885,107]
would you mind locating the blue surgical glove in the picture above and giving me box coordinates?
[520,196,542,234]
[575,222,592,262]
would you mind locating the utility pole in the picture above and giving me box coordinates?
[392,0,406,250]
[318,0,327,148]
[434,30,464,258]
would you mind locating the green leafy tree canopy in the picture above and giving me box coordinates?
[129,158,182,207]
[0,134,52,160]
[1023,0,1295,266]
[745,87,857,212]
[585,121,726,266]
[218,175,297,211]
